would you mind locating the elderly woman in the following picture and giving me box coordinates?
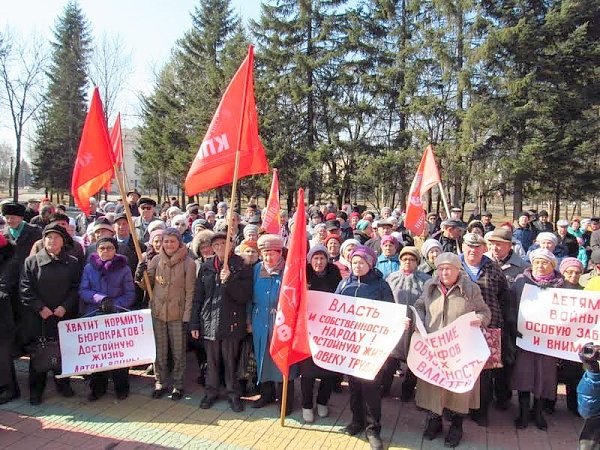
[418,239,443,276]
[309,223,327,248]
[171,214,192,244]
[384,246,432,400]
[20,224,81,405]
[300,244,342,423]
[140,228,196,401]
[526,231,567,264]
[335,238,360,279]
[239,239,259,266]
[250,234,297,415]
[510,248,564,430]
[375,235,400,280]
[80,236,135,401]
[414,252,491,448]
[335,245,398,450]
[353,220,373,245]
[324,234,341,262]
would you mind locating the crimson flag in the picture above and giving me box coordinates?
[185,45,269,196]
[404,145,442,235]
[104,113,124,191]
[270,188,311,376]
[71,87,114,216]
[261,169,281,234]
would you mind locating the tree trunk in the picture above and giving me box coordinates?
[512,174,524,219]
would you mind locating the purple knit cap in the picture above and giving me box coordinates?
[349,245,377,269]
[559,257,583,274]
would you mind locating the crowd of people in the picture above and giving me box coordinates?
[0,191,599,450]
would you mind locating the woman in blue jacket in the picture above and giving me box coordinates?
[80,237,136,401]
[335,245,398,450]
[578,347,600,450]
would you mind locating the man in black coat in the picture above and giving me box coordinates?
[190,233,253,412]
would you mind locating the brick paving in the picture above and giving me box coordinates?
[0,356,583,449]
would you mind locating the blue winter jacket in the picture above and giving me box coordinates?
[376,254,400,280]
[335,269,394,303]
[513,226,537,252]
[578,370,600,418]
[79,253,136,315]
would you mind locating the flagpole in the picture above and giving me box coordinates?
[114,163,153,300]
[280,375,288,427]
[437,181,462,255]
[224,46,254,269]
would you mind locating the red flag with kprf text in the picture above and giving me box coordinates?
[261,169,281,234]
[184,45,269,196]
[270,188,311,376]
[404,145,441,235]
[104,113,124,191]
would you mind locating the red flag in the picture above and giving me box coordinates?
[185,45,269,196]
[270,188,311,376]
[104,113,124,191]
[404,145,441,235]
[261,168,281,234]
[71,87,114,215]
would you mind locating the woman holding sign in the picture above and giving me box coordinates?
[510,248,564,430]
[335,245,395,450]
[413,252,491,448]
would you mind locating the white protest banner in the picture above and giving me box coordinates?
[57,309,155,377]
[517,284,600,361]
[407,309,490,393]
[306,291,407,380]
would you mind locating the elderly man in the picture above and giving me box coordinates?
[75,197,100,236]
[366,218,396,256]
[133,198,160,244]
[481,211,495,234]
[461,233,509,424]
[414,252,491,448]
[555,219,579,257]
[436,220,464,254]
[513,211,537,252]
[2,202,42,266]
[23,199,40,223]
[534,210,554,233]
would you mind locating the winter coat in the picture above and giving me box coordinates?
[437,234,461,254]
[4,222,42,268]
[525,243,568,266]
[86,239,140,275]
[509,269,564,399]
[143,245,196,322]
[386,270,431,359]
[513,226,537,252]
[578,371,600,418]
[376,254,400,280]
[353,230,371,245]
[334,258,351,280]
[567,227,589,268]
[190,254,253,341]
[133,216,161,244]
[79,254,136,316]
[20,248,81,342]
[250,258,298,383]
[413,273,491,415]
[558,231,580,258]
[365,236,383,256]
[0,244,19,340]
[335,269,394,303]
[485,250,530,287]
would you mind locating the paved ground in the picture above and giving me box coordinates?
[0,355,583,450]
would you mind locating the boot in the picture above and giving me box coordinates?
[252,382,276,408]
[423,413,443,440]
[532,398,547,431]
[514,391,530,429]
[444,415,463,448]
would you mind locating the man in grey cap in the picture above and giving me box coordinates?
[555,219,578,257]
[365,217,396,256]
[436,219,464,254]
[481,211,495,234]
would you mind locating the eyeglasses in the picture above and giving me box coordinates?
[140,206,153,210]
[401,257,417,262]
[98,246,116,251]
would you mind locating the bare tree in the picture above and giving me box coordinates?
[89,33,133,121]
[0,29,48,201]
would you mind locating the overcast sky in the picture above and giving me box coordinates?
[1,0,262,156]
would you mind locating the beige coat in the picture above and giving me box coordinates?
[144,246,196,322]
[413,273,491,415]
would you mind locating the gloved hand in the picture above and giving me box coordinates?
[100,297,115,314]
[135,261,148,282]
[579,342,600,373]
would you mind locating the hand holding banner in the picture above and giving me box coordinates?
[407,308,490,393]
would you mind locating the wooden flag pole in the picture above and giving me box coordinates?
[437,181,461,255]
[114,163,153,300]
[223,46,254,269]
[279,375,288,427]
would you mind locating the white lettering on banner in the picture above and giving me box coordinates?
[57,309,156,378]
[306,291,407,380]
[517,285,600,361]
[407,309,490,394]
[199,133,230,159]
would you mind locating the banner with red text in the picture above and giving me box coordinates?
[306,291,407,380]
[57,309,155,377]
[407,309,490,393]
[517,284,600,362]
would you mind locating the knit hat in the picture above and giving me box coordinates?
[92,217,115,234]
[313,223,326,233]
[324,233,341,245]
[349,245,377,269]
[380,235,398,247]
[421,239,443,258]
[356,219,371,231]
[147,220,166,234]
[434,252,462,269]
[308,244,329,262]
[243,224,259,238]
[559,257,584,274]
[239,239,258,253]
[96,236,118,250]
[192,218,209,231]
[399,246,420,261]
[340,238,360,257]
[257,234,284,251]
[556,219,569,227]
[42,223,73,246]
[1,202,25,217]
[163,227,183,244]
[536,232,558,245]
[529,248,557,267]
[149,228,164,243]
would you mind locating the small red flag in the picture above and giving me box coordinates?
[71,87,114,216]
[185,45,269,196]
[404,145,441,235]
[270,188,311,376]
[261,169,281,234]
[104,113,124,191]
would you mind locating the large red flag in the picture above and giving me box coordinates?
[71,87,114,215]
[261,168,281,234]
[404,145,441,235]
[185,45,269,196]
[270,188,311,376]
[104,113,124,191]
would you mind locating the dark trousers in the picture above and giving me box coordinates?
[494,364,513,403]
[90,369,129,396]
[204,338,241,399]
[348,371,383,434]
[0,341,17,387]
[301,375,334,409]
[579,415,600,450]
[402,368,418,398]
[28,364,70,398]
